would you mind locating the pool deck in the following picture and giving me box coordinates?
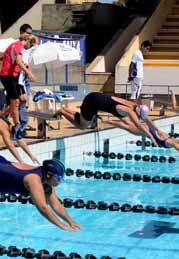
[0,101,178,150]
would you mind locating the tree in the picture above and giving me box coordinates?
[113,0,128,7]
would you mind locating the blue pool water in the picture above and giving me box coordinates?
[0,124,179,259]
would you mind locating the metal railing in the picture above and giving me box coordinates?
[114,83,179,101]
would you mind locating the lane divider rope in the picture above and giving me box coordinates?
[1,193,178,216]
[0,245,126,259]
[65,168,179,184]
[92,151,176,163]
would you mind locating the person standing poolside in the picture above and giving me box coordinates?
[19,24,37,130]
[54,92,158,147]
[128,40,152,100]
[0,117,39,163]
[0,155,82,231]
[0,33,35,140]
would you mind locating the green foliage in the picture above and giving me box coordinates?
[113,0,128,7]
[113,0,161,16]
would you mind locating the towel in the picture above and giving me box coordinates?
[33,89,63,102]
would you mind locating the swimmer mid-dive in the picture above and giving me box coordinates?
[0,155,83,231]
[54,92,159,146]
[103,117,179,150]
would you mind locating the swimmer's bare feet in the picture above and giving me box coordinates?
[53,109,62,119]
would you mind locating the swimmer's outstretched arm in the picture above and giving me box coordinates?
[101,116,142,135]
[127,109,158,147]
[25,175,82,231]
[145,116,160,131]
[48,188,83,231]
[17,139,39,164]
[1,131,23,163]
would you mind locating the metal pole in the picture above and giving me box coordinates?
[103,139,109,164]
[141,135,146,150]
[170,124,174,136]
[65,64,68,83]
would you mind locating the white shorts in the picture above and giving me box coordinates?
[130,77,143,99]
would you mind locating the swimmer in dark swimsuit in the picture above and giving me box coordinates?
[104,117,179,150]
[0,155,83,231]
[0,117,39,163]
[55,92,158,146]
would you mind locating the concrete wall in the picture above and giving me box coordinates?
[1,0,55,39]
[115,0,177,90]
[86,72,115,93]
[87,17,146,73]
[42,3,122,31]
[42,3,93,31]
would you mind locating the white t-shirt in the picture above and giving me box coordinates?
[22,46,36,64]
[131,49,144,78]
[18,47,36,86]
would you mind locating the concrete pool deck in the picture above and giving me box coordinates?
[0,100,178,151]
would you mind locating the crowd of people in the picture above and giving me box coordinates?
[0,24,178,231]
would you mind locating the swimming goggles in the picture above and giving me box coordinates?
[49,172,63,181]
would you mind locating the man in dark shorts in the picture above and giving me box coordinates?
[54,92,158,147]
[0,33,35,140]
[19,24,37,130]
[0,155,83,231]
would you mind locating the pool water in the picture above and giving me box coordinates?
[0,125,179,259]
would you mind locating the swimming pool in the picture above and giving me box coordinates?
[0,117,179,259]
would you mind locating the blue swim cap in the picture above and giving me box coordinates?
[43,158,65,180]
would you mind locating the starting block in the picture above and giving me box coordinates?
[22,111,60,138]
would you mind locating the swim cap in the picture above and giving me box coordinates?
[136,104,149,120]
[43,158,65,180]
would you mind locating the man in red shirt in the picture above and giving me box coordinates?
[0,33,35,140]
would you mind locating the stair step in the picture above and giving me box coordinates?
[144,51,179,59]
[158,28,179,36]
[163,21,179,28]
[154,35,179,39]
[168,14,179,19]
[172,4,179,7]
[144,59,179,66]
[153,35,179,43]
[159,28,179,32]
[163,21,179,25]
[167,14,179,22]
[172,4,179,9]
[152,43,179,51]
[171,3,179,13]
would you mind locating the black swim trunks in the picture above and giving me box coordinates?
[80,92,124,121]
[0,76,21,100]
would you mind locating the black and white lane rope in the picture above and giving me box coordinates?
[65,168,179,184]
[0,245,126,259]
[1,193,179,216]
